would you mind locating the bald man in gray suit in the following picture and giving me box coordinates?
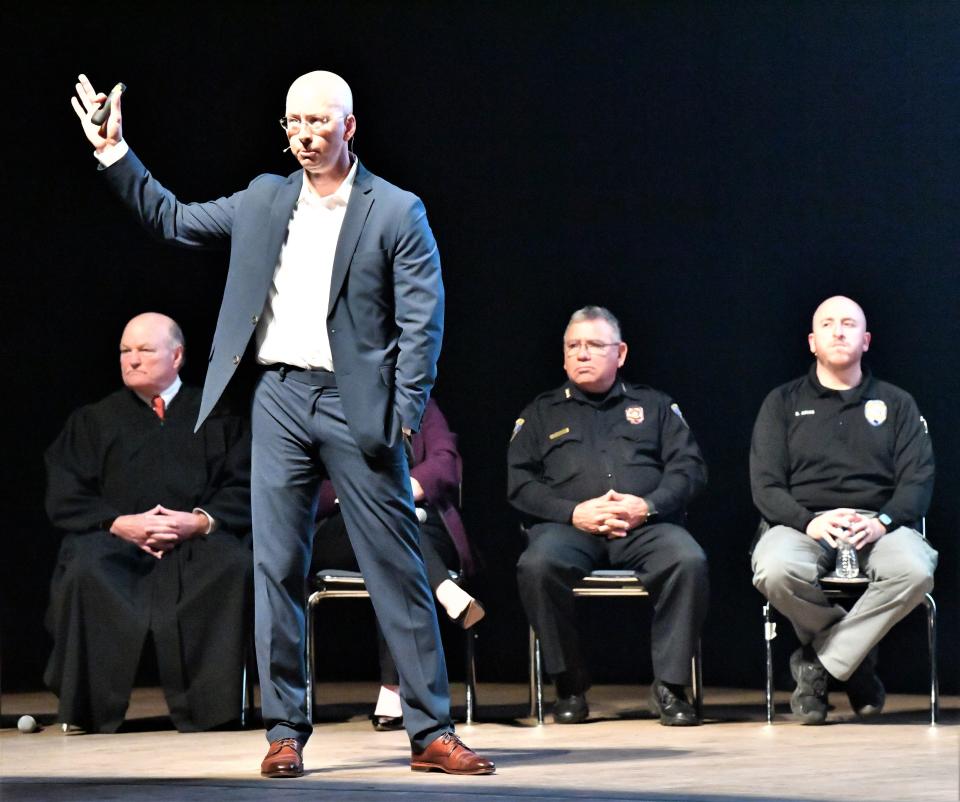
[72,70,493,777]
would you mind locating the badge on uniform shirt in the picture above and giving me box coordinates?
[864,399,887,427]
[511,418,525,441]
[625,406,644,425]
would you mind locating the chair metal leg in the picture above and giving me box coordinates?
[464,629,477,725]
[763,602,775,724]
[528,626,544,724]
[305,593,318,724]
[240,640,257,729]
[691,640,704,719]
[925,593,939,725]
[240,662,250,728]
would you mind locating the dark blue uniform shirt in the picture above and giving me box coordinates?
[507,379,707,526]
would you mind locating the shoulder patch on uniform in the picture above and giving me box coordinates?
[920,415,929,435]
[548,426,570,440]
[510,418,525,442]
[864,399,887,427]
[670,403,688,427]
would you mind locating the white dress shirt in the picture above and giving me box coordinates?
[255,160,358,369]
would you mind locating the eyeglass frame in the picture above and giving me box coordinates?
[279,113,345,135]
[563,340,622,357]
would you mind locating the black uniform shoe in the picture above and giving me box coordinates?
[553,693,589,724]
[649,679,701,726]
[789,646,829,725]
[846,651,885,718]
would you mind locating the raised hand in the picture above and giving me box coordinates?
[71,73,123,152]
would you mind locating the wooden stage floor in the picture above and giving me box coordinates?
[1,683,957,802]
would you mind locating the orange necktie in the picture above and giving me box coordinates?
[152,395,166,421]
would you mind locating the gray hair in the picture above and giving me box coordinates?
[565,306,622,341]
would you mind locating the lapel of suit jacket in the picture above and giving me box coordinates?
[328,161,375,317]
[262,173,302,286]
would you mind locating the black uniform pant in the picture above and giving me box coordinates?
[517,521,708,692]
[312,506,458,686]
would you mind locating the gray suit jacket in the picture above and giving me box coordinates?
[102,150,444,456]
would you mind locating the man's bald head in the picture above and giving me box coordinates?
[283,71,356,183]
[811,295,867,331]
[808,295,871,380]
[119,313,185,399]
[122,312,183,348]
[286,71,353,116]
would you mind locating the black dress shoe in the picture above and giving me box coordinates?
[649,679,701,726]
[553,693,589,724]
[371,714,404,731]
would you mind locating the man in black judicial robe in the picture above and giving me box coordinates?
[44,313,253,733]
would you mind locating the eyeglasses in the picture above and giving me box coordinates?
[279,115,339,135]
[564,340,621,357]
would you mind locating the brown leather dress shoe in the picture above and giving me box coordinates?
[260,738,304,778]
[411,732,495,775]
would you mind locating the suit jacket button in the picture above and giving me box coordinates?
[251,314,259,325]
[232,354,241,366]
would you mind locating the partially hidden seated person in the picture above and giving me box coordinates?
[750,295,937,724]
[312,398,481,731]
[44,312,253,733]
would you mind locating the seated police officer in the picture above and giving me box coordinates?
[750,295,937,724]
[508,306,709,726]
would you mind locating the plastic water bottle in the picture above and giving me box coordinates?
[834,538,860,579]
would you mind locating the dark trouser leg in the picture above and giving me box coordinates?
[516,523,605,692]
[251,373,324,746]
[609,522,709,685]
[43,533,152,733]
[312,388,450,752]
[419,508,459,591]
[376,509,458,686]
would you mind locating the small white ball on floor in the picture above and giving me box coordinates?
[17,714,40,733]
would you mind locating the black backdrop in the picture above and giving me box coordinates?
[4,1,957,698]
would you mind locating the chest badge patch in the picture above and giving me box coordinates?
[625,406,645,425]
[864,399,887,427]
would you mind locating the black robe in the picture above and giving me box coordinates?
[44,385,252,733]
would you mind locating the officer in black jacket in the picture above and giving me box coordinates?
[509,306,708,726]
[750,295,937,725]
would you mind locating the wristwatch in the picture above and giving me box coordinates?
[877,513,893,530]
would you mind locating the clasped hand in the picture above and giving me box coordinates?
[110,505,208,559]
[804,508,886,549]
[572,489,650,538]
